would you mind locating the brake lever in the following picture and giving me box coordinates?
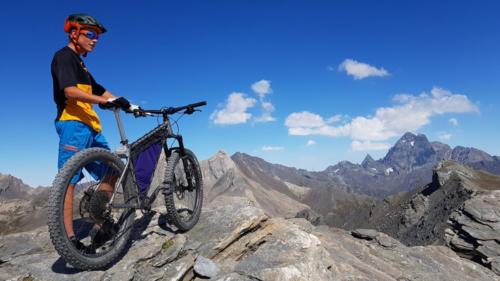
[184,108,202,115]
[133,108,146,118]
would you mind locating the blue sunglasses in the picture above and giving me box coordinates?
[81,30,99,40]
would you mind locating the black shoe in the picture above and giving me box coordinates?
[70,236,85,250]
[69,236,94,254]
[90,220,117,248]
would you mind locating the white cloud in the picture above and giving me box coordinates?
[255,101,276,123]
[438,133,452,141]
[351,140,391,151]
[251,80,272,98]
[252,79,276,123]
[338,59,389,80]
[449,118,458,126]
[210,93,257,125]
[285,111,326,128]
[261,146,284,151]
[306,140,317,146]
[285,87,478,151]
[326,114,343,124]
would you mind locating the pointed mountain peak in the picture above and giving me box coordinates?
[205,149,236,173]
[215,149,229,157]
[363,154,374,163]
[394,132,430,147]
[361,154,375,168]
[401,131,417,139]
[209,149,233,163]
[397,132,417,143]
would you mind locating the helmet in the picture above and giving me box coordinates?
[64,13,107,34]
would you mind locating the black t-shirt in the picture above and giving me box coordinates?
[51,46,106,125]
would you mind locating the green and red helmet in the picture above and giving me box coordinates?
[64,13,106,34]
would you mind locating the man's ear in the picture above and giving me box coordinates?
[69,29,78,40]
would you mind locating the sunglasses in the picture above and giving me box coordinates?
[80,29,99,40]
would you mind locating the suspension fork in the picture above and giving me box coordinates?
[168,135,195,191]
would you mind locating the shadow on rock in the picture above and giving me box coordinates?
[51,257,83,275]
[157,213,182,234]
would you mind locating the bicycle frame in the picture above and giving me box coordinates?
[106,108,191,211]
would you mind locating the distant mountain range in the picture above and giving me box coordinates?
[326,132,500,197]
[200,131,500,228]
[0,174,49,235]
[3,131,499,234]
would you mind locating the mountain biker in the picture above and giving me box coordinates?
[51,13,137,249]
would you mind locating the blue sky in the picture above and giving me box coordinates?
[0,1,499,187]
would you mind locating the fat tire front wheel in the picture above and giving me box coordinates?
[164,149,203,232]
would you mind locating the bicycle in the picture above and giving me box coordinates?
[47,101,206,270]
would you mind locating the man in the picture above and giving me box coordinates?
[51,13,134,249]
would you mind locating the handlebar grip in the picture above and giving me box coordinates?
[189,101,207,108]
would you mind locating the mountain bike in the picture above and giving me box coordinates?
[48,101,206,270]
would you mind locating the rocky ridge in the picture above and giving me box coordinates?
[1,195,498,280]
[0,173,49,235]
[358,160,500,275]
[200,150,312,218]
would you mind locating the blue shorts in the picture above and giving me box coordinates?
[56,120,110,184]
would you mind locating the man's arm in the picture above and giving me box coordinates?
[101,90,116,100]
[64,86,108,104]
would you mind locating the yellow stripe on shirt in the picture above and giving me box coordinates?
[58,83,102,133]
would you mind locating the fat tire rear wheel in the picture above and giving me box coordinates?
[164,149,203,231]
[48,148,136,270]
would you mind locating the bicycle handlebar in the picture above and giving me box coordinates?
[133,101,207,117]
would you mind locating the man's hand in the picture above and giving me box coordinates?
[99,97,131,111]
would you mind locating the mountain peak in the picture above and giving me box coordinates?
[201,150,237,184]
[401,131,417,140]
[361,154,375,168]
[383,132,435,171]
[362,154,374,163]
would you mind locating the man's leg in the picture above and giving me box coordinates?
[64,184,76,237]
[56,121,93,238]
[91,132,115,196]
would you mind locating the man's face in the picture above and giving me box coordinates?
[72,28,100,53]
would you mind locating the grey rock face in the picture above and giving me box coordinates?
[365,161,500,247]
[2,196,499,280]
[446,190,500,274]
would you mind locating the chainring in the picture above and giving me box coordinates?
[79,189,111,224]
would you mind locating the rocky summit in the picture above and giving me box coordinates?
[353,160,500,275]
[1,195,499,281]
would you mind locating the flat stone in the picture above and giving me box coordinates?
[376,233,400,248]
[194,256,221,278]
[351,229,379,240]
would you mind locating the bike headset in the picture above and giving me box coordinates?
[64,13,106,57]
